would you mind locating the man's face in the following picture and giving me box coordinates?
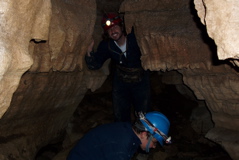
[107,25,123,41]
[139,132,158,151]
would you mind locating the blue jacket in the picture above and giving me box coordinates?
[67,122,141,160]
[85,31,143,70]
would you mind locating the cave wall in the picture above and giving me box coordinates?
[120,0,239,159]
[0,0,51,119]
[195,0,239,63]
[0,0,238,160]
[193,0,239,158]
[0,0,98,159]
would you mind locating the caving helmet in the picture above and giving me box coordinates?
[101,12,123,32]
[138,111,171,147]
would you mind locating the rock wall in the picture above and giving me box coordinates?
[194,0,239,63]
[193,0,239,159]
[0,0,99,159]
[0,0,51,119]
[120,0,239,159]
[0,0,238,159]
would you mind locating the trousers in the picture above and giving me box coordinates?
[112,70,151,122]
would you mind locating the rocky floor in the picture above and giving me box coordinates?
[36,72,232,160]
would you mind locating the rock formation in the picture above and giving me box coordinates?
[0,0,238,159]
[195,0,239,64]
[121,1,239,159]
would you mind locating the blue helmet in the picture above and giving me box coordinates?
[139,111,171,146]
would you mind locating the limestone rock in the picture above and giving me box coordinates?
[0,0,96,159]
[0,0,52,118]
[194,0,239,62]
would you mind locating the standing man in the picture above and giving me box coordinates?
[67,111,171,160]
[85,12,151,122]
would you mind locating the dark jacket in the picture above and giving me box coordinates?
[67,122,141,160]
[85,31,142,70]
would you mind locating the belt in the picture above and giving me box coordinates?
[116,65,143,73]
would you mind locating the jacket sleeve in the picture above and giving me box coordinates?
[85,40,111,70]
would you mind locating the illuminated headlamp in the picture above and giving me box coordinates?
[102,15,122,30]
[105,20,111,26]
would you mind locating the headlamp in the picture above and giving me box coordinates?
[105,20,111,26]
[138,112,172,144]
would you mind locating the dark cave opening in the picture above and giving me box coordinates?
[35,71,232,160]
[35,142,63,160]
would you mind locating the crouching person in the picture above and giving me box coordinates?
[67,111,171,160]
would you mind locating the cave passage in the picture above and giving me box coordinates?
[35,71,232,160]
